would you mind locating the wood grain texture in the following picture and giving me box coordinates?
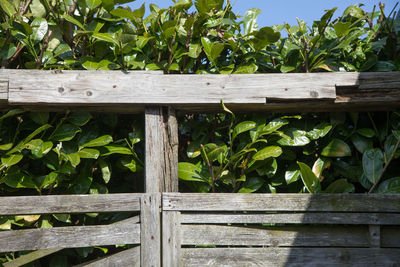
[0,194,141,215]
[181,212,400,225]
[163,193,400,212]
[3,249,61,267]
[145,107,178,193]
[0,223,140,252]
[74,246,140,267]
[162,211,181,267]
[381,226,400,248]
[181,225,368,247]
[140,193,161,267]
[181,248,400,266]
[369,225,381,248]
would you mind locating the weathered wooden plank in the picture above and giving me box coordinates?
[181,248,400,266]
[0,79,8,102]
[74,246,140,267]
[0,193,141,215]
[7,71,363,105]
[140,193,161,267]
[163,193,400,212]
[381,226,400,248]
[145,107,178,193]
[3,249,61,267]
[369,225,381,248]
[162,211,181,267]
[181,225,368,247]
[180,212,400,225]
[0,223,140,252]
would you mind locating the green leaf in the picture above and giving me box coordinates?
[351,134,373,154]
[324,179,355,193]
[202,143,225,163]
[29,112,49,125]
[321,139,351,157]
[52,124,81,141]
[233,63,258,74]
[362,148,384,184]
[25,139,52,158]
[53,214,71,223]
[243,8,261,35]
[0,109,25,121]
[0,0,16,17]
[68,111,92,126]
[5,172,36,189]
[232,121,256,142]
[86,0,102,10]
[1,154,23,167]
[178,162,204,182]
[252,27,281,50]
[78,148,100,159]
[375,177,400,193]
[307,123,332,140]
[120,157,136,172]
[260,118,289,135]
[0,143,13,150]
[201,37,224,65]
[8,124,52,154]
[188,43,202,58]
[0,44,17,60]
[100,146,132,156]
[31,18,48,43]
[81,135,113,148]
[62,14,85,30]
[195,0,224,13]
[312,157,330,179]
[297,161,321,193]
[357,128,375,138]
[98,159,111,183]
[334,21,352,37]
[66,153,81,167]
[93,33,120,47]
[31,0,46,18]
[238,177,264,193]
[285,166,300,185]
[277,129,310,147]
[252,146,282,161]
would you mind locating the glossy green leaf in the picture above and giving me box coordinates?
[321,139,351,157]
[98,159,111,184]
[31,18,48,43]
[188,43,202,58]
[312,157,330,179]
[195,0,224,13]
[81,135,113,148]
[375,177,400,193]
[53,214,71,223]
[307,123,332,140]
[178,162,204,182]
[243,8,261,35]
[277,129,310,147]
[0,44,17,60]
[8,124,52,154]
[285,166,300,185]
[31,0,46,18]
[62,14,85,30]
[252,146,282,161]
[29,112,49,125]
[351,134,373,154]
[238,177,264,193]
[297,161,321,193]
[66,153,81,167]
[357,128,375,138]
[324,179,355,193]
[93,33,120,47]
[0,0,16,17]
[100,146,132,156]
[362,148,384,184]
[68,111,92,126]
[232,121,256,142]
[0,109,24,121]
[78,148,100,159]
[0,143,13,150]
[1,154,23,167]
[86,0,102,10]
[52,124,81,141]
[202,143,225,163]
[252,27,281,50]
[120,157,136,172]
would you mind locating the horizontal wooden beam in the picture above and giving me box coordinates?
[181,225,369,247]
[0,220,140,252]
[74,247,140,267]
[0,193,141,215]
[181,212,400,225]
[163,193,400,212]
[181,248,400,266]
[0,70,399,112]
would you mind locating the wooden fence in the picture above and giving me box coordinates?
[0,70,400,266]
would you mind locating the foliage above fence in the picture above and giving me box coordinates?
[0,0,400,265]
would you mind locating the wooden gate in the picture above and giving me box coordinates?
[1,70,400,266]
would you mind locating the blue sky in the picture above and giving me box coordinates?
[128,0,399,27]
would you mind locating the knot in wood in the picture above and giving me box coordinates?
[310,90,319,98]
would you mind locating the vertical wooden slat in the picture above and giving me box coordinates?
[369,225,381,248]
[141,194,161,267]
[162,211,181,267]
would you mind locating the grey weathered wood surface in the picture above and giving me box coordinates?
[181,225,368,247]
[369,225,381,248]
[180,212,400,225]
[145,107,179,193]
[140,193,161,267]
[381,226,400,248]
[180,248,400,266]
[3,249,62,267]
[74,246,140,267]
[163,193,400,212]
[162,211,182,267]
[0,193,141,215]
[0,70,399,112]
[0,222,140,252]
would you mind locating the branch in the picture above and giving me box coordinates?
[36,29,53,69]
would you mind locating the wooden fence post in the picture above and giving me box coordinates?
[144,106,179,267]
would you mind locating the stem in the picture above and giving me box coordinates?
[369,137,400,193]
[201,144,216,193]
[37,29,53,69]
